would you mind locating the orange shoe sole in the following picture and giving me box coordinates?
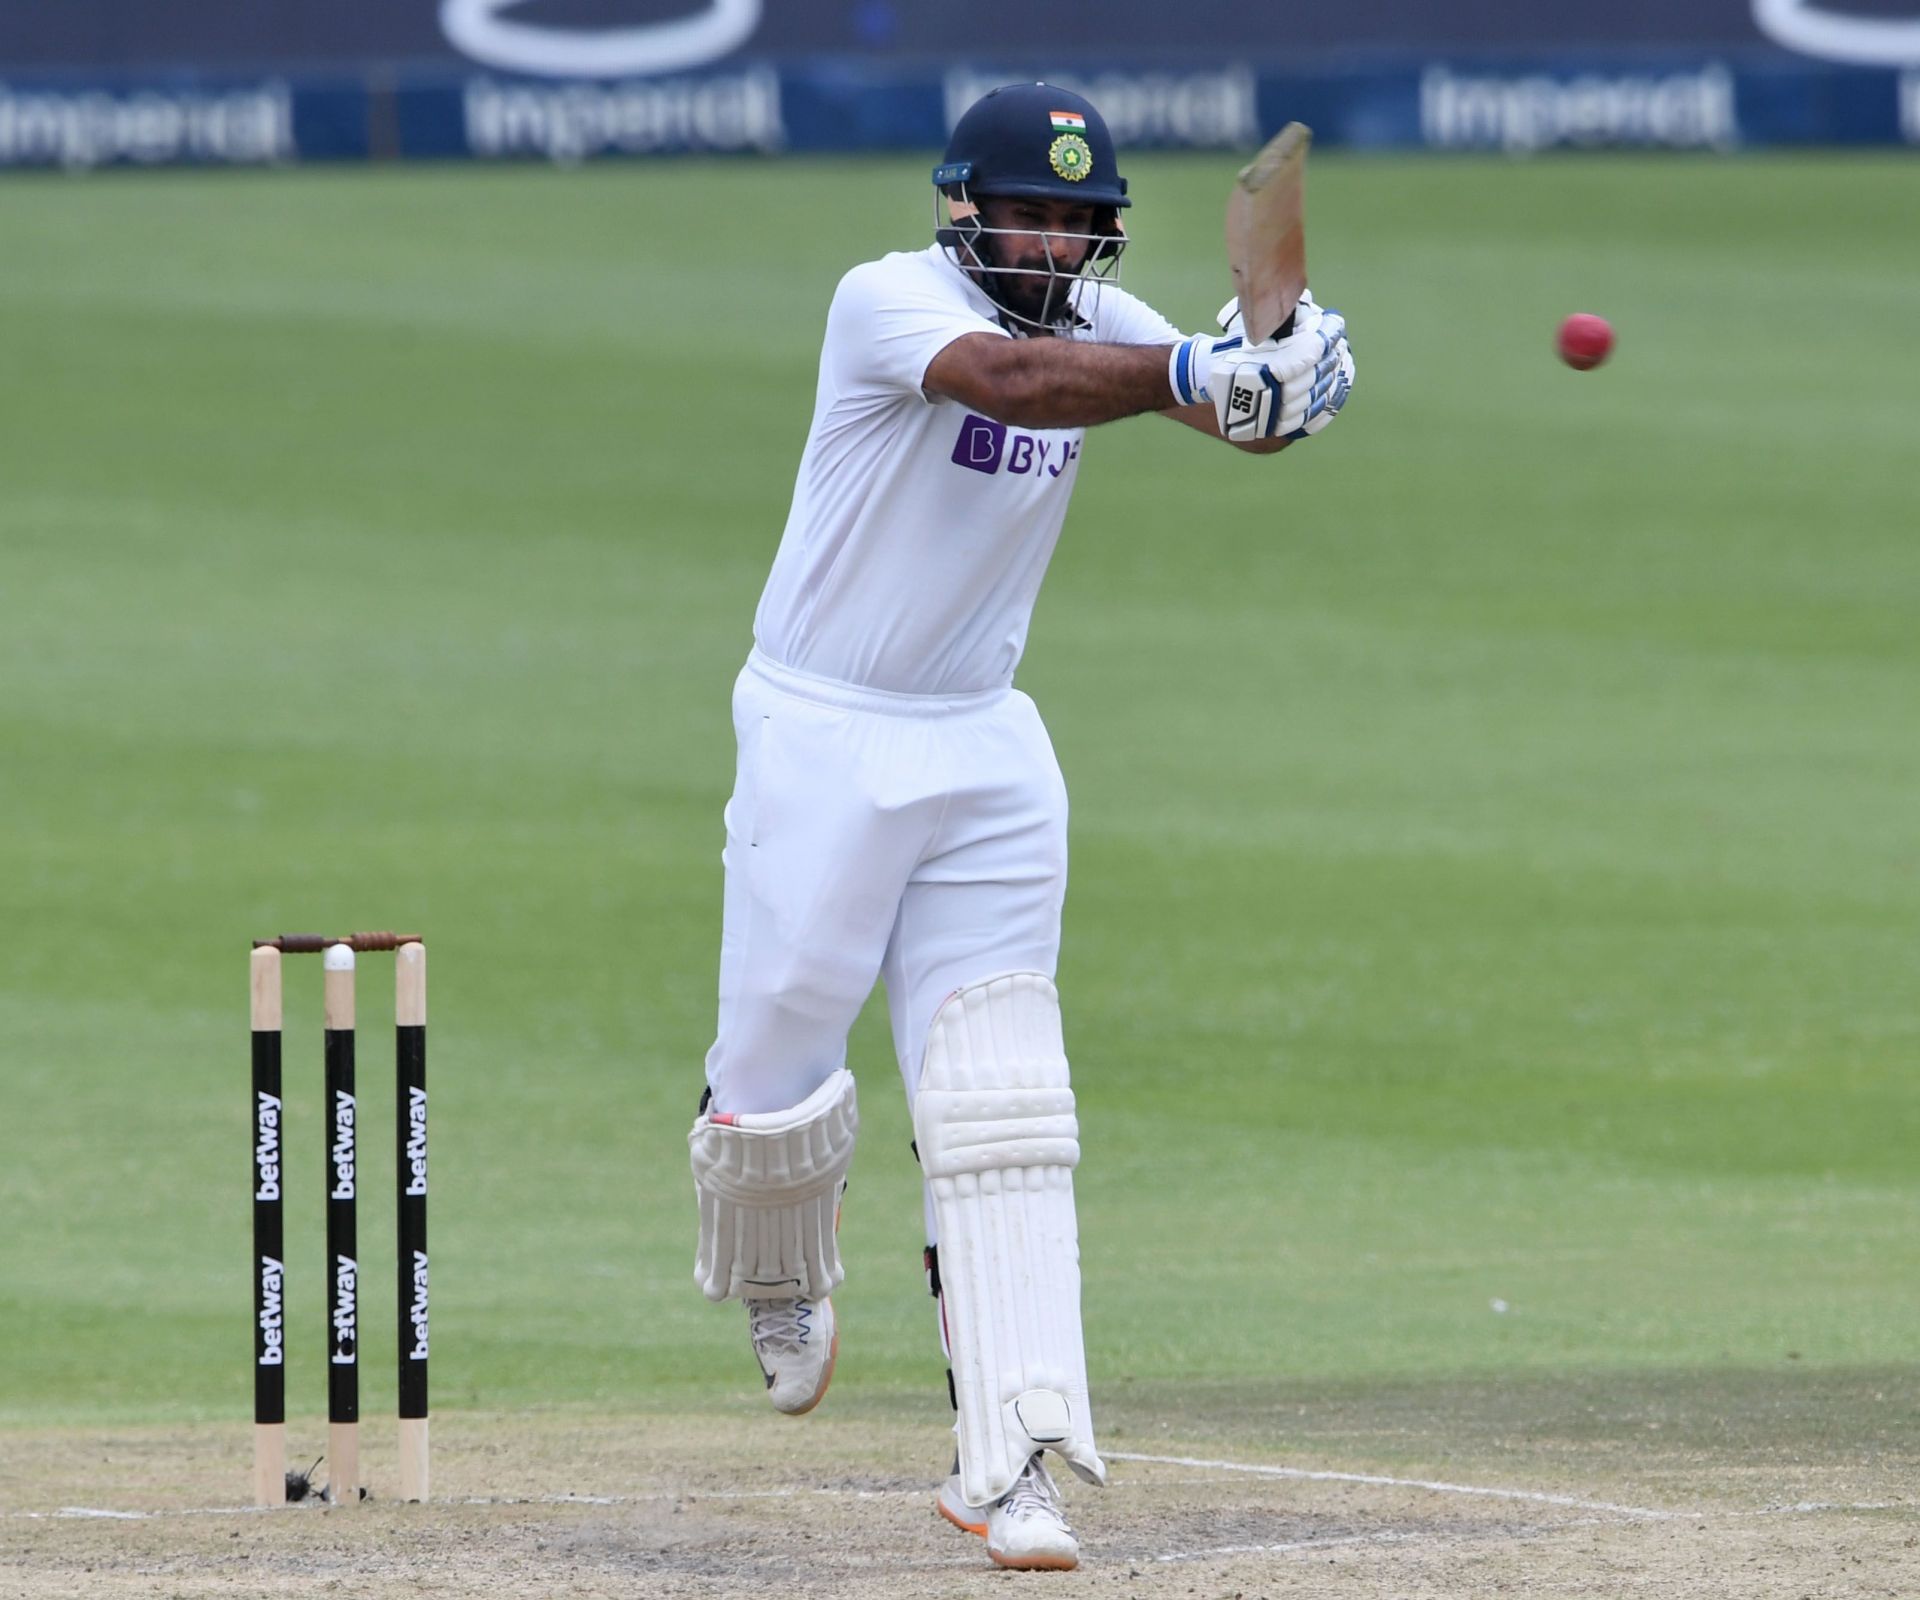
[989,1549,1078,1572]
[937,1498,987,1538]
[940,1491,1077,1569]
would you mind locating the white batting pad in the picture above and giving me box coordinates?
[689,1068,857,1303]
[914,974,1106,1506]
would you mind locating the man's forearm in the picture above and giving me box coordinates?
[927,334,1175,429]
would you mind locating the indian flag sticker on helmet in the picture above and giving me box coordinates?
[1048,132,1093,181]
[1049,110,1087,131]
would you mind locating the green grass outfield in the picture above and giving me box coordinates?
[1,155,1915,1454]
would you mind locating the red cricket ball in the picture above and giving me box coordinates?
[1557,313,1613,371]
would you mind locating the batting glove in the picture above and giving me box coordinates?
[1289,334,1355,440]
[1215,288,1323,343]
[1172,292,1354,442]
[1236,291,1353,440]
[1169,291,1323,408]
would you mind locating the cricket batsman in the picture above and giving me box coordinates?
[688,83,1356,1571]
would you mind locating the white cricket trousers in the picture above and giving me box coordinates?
[704,649,1068,1119]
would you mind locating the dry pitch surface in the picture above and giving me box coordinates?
[4,1395,1913,1599]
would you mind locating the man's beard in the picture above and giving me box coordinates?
[990,261,1073,327]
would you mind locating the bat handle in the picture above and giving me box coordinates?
[1273,310,1295,341]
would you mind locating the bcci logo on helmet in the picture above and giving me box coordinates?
[1046,110,1094,182]
[1048,133,1093,181]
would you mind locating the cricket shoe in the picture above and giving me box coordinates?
[745,1294,837,1415]
[937,1452,1078,1571]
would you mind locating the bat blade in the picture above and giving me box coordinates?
[1225,121,1311,345]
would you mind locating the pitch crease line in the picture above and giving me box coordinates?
[3,1490,1900,1525]
[2,1488,937,1522]
[464,1487,929,1507]
[1108,1450,1675,1520]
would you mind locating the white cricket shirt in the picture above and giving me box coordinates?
[752,244,1182,696]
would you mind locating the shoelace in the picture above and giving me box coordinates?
[746,1296,812,1353]
[1000,1455,1067,1525]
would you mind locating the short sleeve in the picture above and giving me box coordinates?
[825,258,1008,402]
[1086,284,1185,348]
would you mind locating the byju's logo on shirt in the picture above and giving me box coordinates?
[950,414,1081,479]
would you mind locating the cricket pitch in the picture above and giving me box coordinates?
[4,1374,1912,1598]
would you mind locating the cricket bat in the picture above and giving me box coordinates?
[1225,122,1311,345]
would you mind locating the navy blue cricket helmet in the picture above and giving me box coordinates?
[933,84,1130,329]
[933,83,1130,209]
